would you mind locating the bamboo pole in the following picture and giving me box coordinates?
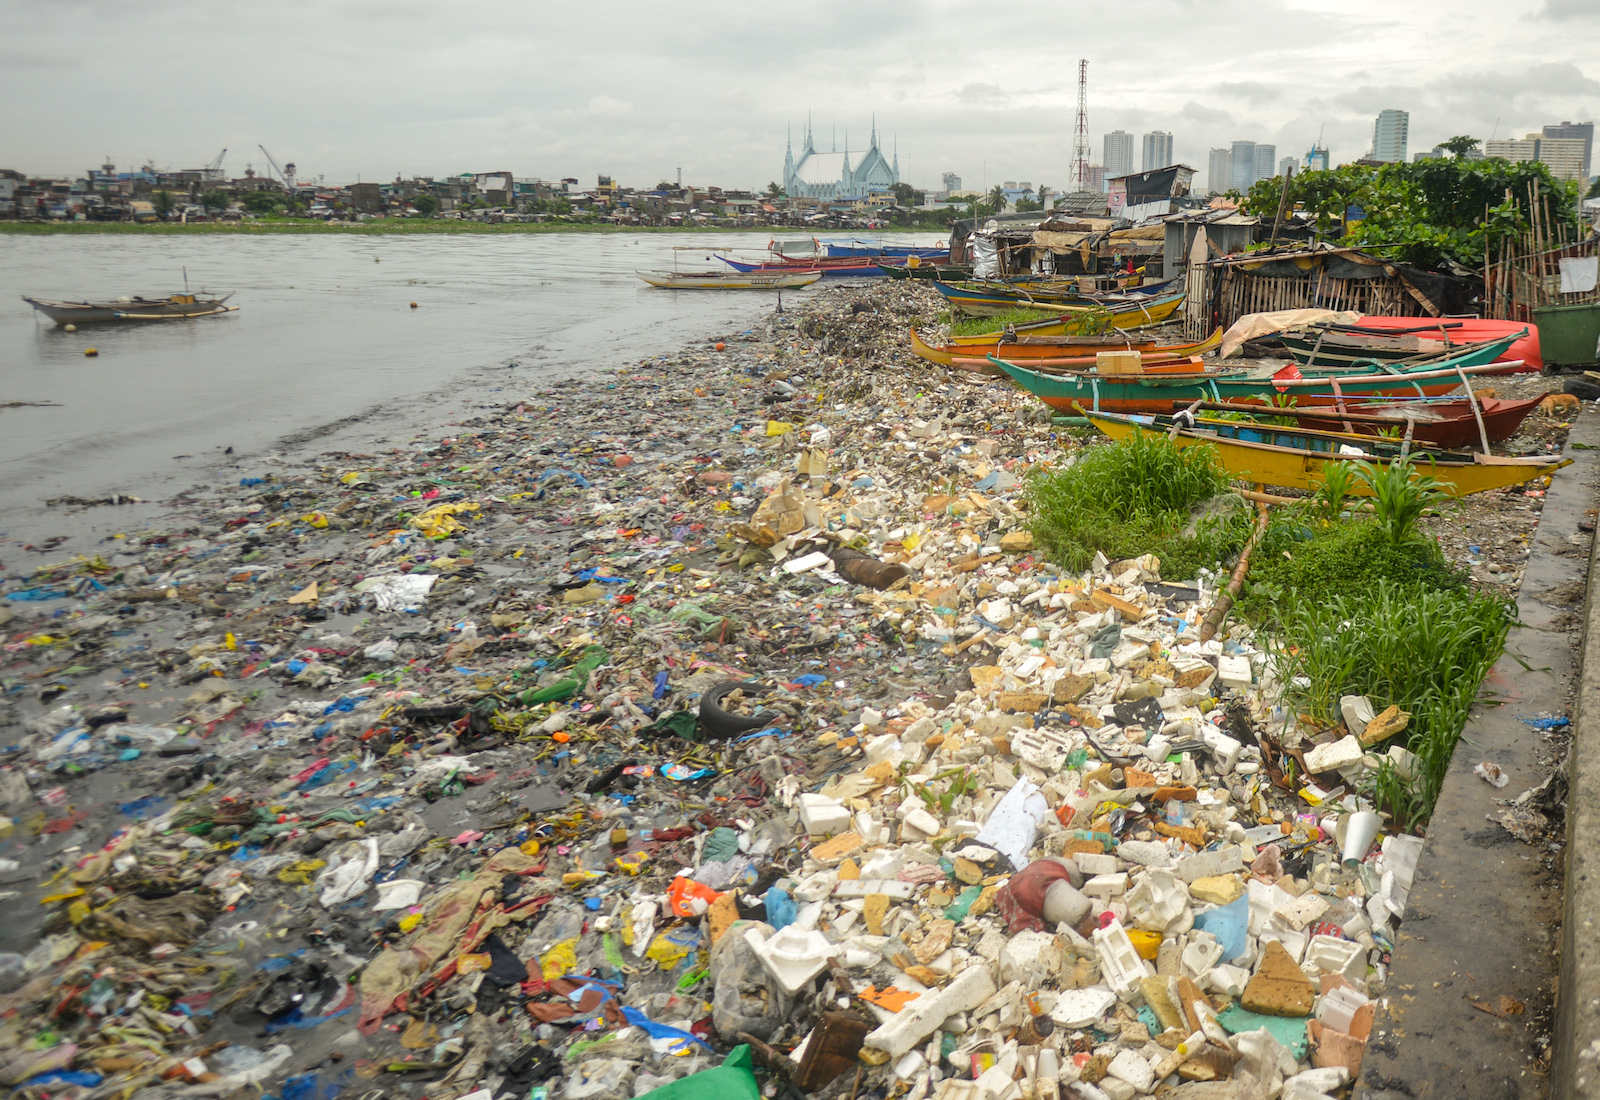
[1200,503,1270,643]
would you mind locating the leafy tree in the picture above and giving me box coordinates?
[411,192,439,216]
[1241,155,1577,268]
[1587,178,1600,200]
[151,190,176,218]
[200,189,229,213]
[987,184,1007,212]
[765,181,783,200]
[1440,135,1481,158]
[242,190,286,214]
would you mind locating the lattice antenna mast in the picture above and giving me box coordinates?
[1071,59,1090,190]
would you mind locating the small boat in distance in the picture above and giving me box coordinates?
[24,292,236,325]
[635,270,823,290]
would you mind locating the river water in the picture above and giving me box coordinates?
[0,231,942,542]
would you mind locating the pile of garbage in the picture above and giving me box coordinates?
[0,281,1419,1100]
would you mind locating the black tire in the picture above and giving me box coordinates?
[1562,378,1600,400]
[698,680,776,739]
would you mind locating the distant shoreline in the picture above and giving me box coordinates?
[0,220,769,236]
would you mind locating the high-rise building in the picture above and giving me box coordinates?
[1085,165,1108,193]
[1372,109,1409,163]
[941,171,962,192]
[1305,143,1330,172]
[1254,144,1277,183]
[1543,121,1594,178]
[1141,131,1174,172]
[1103,131,1135,180]
[1208,148,1232,194]
[1279,156,1298,177]
[1486,134,1588,181]
[1229,140,1258,191]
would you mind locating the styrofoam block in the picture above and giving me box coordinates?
[1181,930,1224,978]
[1217,654,1252,690]
[1175,846,1244,884]
[835,879,917,899]
[1093,917,1149,1001]
[1303,934,1366,987]
[799,794,851,835]
[1084,872,1129,899]
[863,965,997,1059]
[748,925,834,995]
[1049,987,1118,1028]
[1304,736,1364,774]
[1076,852,1121,876]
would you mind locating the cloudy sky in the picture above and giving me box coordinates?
[2,0,1595,192]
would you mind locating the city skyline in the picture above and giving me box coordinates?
[2,0,1597,192]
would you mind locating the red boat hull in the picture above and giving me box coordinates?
[1355,317,1543,372]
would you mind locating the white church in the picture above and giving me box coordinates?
[783,117,900,201]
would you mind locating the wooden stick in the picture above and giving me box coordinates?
[1200,503,1270,642]
[1456,367,1492,455]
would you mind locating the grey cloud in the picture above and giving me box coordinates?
[957,83,1009,107]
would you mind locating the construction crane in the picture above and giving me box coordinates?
[204,148,227,181]
[258,144,294,189]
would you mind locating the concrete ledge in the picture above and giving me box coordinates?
[1557,414,1600,1097]
[1358,410,1599,1100]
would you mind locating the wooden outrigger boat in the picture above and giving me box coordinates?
[24,292,236,325]
[1077,407,1569,497]
[934,280,1178,316]
[635,270,823,289]
[878,263,974,281]
[991,338,1522,414]
[911,327,1223,375]
[1279,324,1532,376]
[944,292,1188,338]
[1193,395,1546,450]
[716,255,892,279]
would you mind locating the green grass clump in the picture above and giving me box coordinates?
[1026,433,1244,577]
[1267,580,1512,828]
[1239,514,1469,627]
[949,307,1063,336]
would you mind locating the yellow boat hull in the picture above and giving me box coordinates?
[949,295,1184,344]
[1083,412,1570,498]
[911,326,1223,373]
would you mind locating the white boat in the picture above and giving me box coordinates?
[634,270,822,290]
[23,293,237,325]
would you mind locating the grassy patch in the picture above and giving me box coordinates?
[1266,580,1512,828]
[1026,433,1246,578]
[949,307,1062,336]
[1238,513,1469,627]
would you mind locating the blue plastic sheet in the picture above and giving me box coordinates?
[763,887,797,932]
[621,1006,714,1054]
[6,588,67,601]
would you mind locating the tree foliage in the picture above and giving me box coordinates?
[199,189,229,213]
[411,192,439,216]
[242,190,287,214]
[151,190,176,218]
[1242,156,1579,269]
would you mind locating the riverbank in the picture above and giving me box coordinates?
[0,279,1582,1100]
[0,219,767,236]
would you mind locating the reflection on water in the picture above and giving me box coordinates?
[0,231,940,517]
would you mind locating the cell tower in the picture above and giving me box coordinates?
[1071,59,1090,191]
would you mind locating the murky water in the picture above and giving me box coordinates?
[0,231,942,534]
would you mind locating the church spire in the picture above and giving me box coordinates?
[871,113,877,149]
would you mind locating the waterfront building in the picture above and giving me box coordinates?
[782,117,899,201]
[1229,141,1258,191]
[1543,121,1594,178]
[1485,133,1588,181]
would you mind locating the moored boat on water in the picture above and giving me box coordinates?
[635,270,823,290]
[716,255,893,279]
[24,293,236,325]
